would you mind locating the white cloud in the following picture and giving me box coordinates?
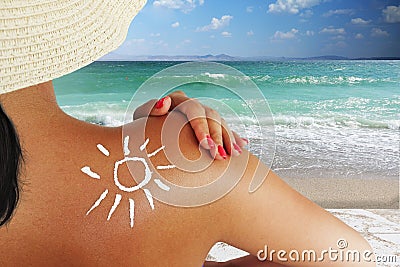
[221,31,232,37]
[155,40,168,47]
[153,0,204,13]
[306,30,314,36]
[171,21,180,28]
[197,15,233,32]
[247,30,254,36]
[150,33,161,37]
[355,33,364,39]
[331,35,345,40]
[268,0,321,14]
[351,18,371,25]
[126,38,145,44]
[300,9,313,18]
[371,28,389,37]
[246,6,254,13]
[183,39,191,44]
[323,9,353,17]
[320,27,346,35]
[272,28,299,39]
[383,5,400,23]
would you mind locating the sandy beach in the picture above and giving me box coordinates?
[279,175,399,209]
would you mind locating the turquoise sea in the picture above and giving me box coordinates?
[53,60,399,179]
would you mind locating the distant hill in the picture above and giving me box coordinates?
[294,55,349,60]
[353,56,400,60]
[98,53,238,61]
[98,53,400,61]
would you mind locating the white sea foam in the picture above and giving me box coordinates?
[203,72,225,79]
[252,75,391,85]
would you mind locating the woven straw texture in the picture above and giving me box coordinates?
[0,0,147,93]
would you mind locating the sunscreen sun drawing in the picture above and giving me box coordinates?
[81,136,175,228]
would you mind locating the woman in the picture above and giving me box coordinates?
[0,1,374,266]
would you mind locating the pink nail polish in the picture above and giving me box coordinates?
[155,97,167,109]
[233,143,242,154]
[242,138,249,144]
[206,135,215,149]
[218,145,227,159]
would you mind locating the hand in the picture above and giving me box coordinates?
[133,90,248,160]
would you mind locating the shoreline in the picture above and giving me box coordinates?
[278,175,399,209]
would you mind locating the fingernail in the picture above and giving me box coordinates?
[155,97,167,109]
[206,135,215,149]
[218,145,227,159]
[233,143,242,154]
[242,138,249,144]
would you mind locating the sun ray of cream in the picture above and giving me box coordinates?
[107,194,122,220]
[154,178,171,191]
[156,165,176,170]
[86,189,109,215]
[147,145,165,158]
[143,189,154,210]
[81,166,101,179]
[124,136,130,156]
[84,137,175,229]
[97,144,110,156]
[129,198,135,228]
[140,138,149,151]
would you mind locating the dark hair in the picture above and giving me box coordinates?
[0,103,23,226]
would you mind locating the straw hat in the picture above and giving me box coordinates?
[0,0,147,94]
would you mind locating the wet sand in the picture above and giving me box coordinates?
[280,176,399,209]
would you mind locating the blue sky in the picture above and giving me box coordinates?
[112,0,400,58]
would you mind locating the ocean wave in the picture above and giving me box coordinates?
[61,99,399,131]
[248,75,397,85]
[224,114,399,130]
[146,73,252,85]
[116,72,398,88]
[203,72,226,79]
[61,102,127,126]
[236,120,399,178]
[272,115,399,130]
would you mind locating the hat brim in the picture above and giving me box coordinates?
[0,0,147,93]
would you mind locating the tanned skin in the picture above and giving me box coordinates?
[0,81,374,266]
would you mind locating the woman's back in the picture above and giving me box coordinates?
[0,103,224,266]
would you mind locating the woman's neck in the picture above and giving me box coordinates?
[0,81,65,132]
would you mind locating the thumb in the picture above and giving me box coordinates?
[133,96,171,120]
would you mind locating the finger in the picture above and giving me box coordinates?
[170,90,187,97]
[205,107,227,160]
[232,131,248,148]
[177,99,211,150]
[151,96,171,116]
[132,96,171,119]
[168,91,191,110]
[190,117,213,151]
[221,118,241,157]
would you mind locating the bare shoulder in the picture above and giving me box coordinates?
[84,112,248,266]
[0,111,267,266]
